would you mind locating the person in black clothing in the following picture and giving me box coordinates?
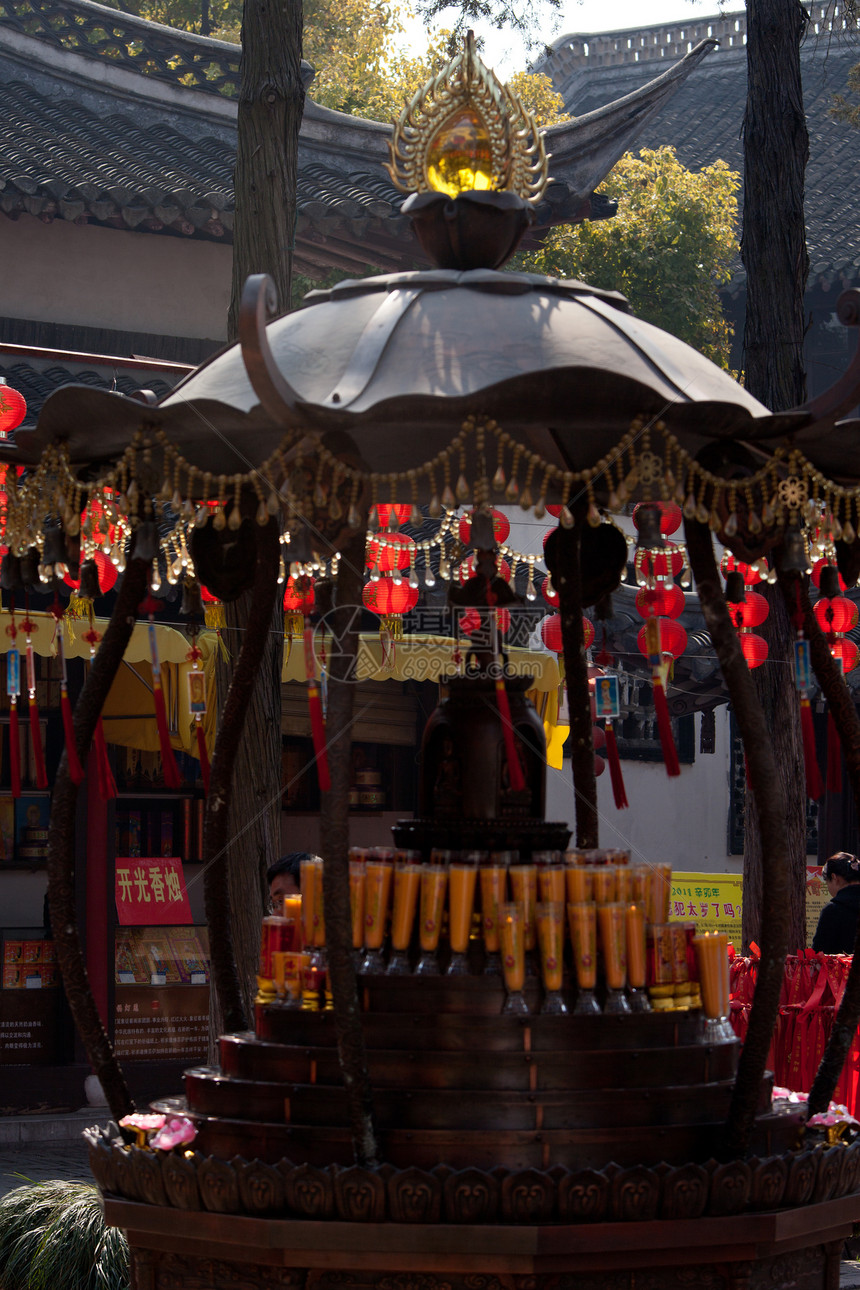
[812,852,860,953]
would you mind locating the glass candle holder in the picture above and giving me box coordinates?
[272,950,304,1006]
[651,863,673,925]
[536,900,567,1014]
[349,858,365,955]
[416,863,448,974]
[448,855,479,975]
[693,932,731,1037]
[671,922,693,1008]
[480,856,509,974]
[625,902,650,1012]
[565,864,593,904]
[300,857,325,950]
[615,866,634,903]
[361,852,393,973]
[499,902,529,1014]
[631,865,652,909]
[592,866,617,905]
[597,902,630,1014]
[646,922,675,1010]
[509,864,538,953]
[388,861,421,974]
[537,864,565,905]
[567,901,601,1015]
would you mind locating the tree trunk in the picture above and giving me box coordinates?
[227,0,304,341]
[685,519,789,1160]
[318,530,379,1167]
[741,0,809,409]
[47,554,149,1122]
[204,520,281,1037]
[740,584,807,954]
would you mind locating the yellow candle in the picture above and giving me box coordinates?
[312,860,325,947]
[480,865,508,952]
[567,902,597,990]
[300,858,320,948]
[509,865,538,950]
[565,865,593,903]
[631,865,651,908]
[419,865,448,952]
[592,866,617,905]
[364,860,393,950]
[538,865,565,905]
[615,867,634,903]
[653,863,673,924]
[499,902,526,992]
[349,861,365,949]
[694,933,730,1019]
[536,901,565,992]
[597,902,627,990]
[391,864,421,951]
[449,863,478,954]
[625,903,647,989]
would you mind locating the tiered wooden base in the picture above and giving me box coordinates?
[91,973,860,1290]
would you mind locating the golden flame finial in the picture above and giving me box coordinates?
[386,32,549,206]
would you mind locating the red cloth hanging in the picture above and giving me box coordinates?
[27,694,48,790]
[494,674,526,793]
[8,700,21,799]
[195,721,211,794]
[604,722,629,809]
[652,678,680,776]
[93,717,117,800]
[800,696,824,799]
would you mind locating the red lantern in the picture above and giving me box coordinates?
[721,553,765,586]
[831,638,859,673]
[635,584,684,620]
[632,500,682,537]
[458,555,512,584]
[375,503,411,528]
[814,596,859,635]
[458,509,511,545]
[283,576,315,615]
[0,381,26,438]
[63,551,118,595]
[362,576,419,618]
[540,615,594,653]
[459,607,511,636]
[812,559,846,592]
[730,591,769,630]
[542,577,559,608]
[635,544,684,582]
[739,632,768,669]
[366,531,415,572]
[637,618,687,661]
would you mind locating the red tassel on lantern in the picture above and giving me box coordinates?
[303,623,331,792]
[800,696,824,800]
[827,709,842,794]
[93,717,117,800]
[196,721,211,794]
[653,679,681,777]
[494,674,526,792]
[604,722,629,809]
[8,699,20,798]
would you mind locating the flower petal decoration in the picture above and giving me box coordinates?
[151,1116,198,1150]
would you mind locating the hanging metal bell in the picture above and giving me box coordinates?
[780,526,809,574]
[819,565,841,599]
[0,553,23,592]
[78,559,100,600]
[634,503,665,552]
[724,570,746,604]
[133,520,159,563]
[181,580,204,622]
[42,526,67,567]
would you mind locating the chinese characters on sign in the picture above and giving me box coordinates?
[670,871,743,946]
[113,986,209,1060]
[115,857,192,925]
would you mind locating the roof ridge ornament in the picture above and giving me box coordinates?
[385,32,549,207]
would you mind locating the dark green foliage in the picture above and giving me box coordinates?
[0,1179,129,1290]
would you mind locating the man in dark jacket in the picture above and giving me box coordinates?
[812,852,860,953]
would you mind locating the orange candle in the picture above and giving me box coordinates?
[349,861,365,950]
[499,903,526,992]
[480,864,508,953]
[652,863,673,924]
[419,865,448,952]
[449,862,478,954]
[312,860,325,947]
[538,865,565,905]
[509,865,538,950]
[565,865,593,904]
[536,901,565,992]
[631,865,652,908]
[694,933,729,1019]
[597,902,627,990]
[592,866,617,905]
[391,864,421,951]
[615,867,634,903]
[625,903,647,989]
[364,859,393,950]
[567,902,598,990]
[300,857,319,948]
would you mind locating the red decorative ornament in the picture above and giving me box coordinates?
[632,500,682,537]
[636,618,687,661]
[63,551,118,595]
[730,591,769,630]
[542,577,559,608]
[721,553,765,586]
[459,607,511,636]
[283,576,315,615]
[739,632,768,669]
[458,509,511,545]
[814,596,858,636]
[812,559,846,592]
[830,638,859,673]
[635,584,685,620]
[366,531,415,572]
[363,576,419,618]
[635,544,684,582]
[0,381,26,438]
[458,555,512,584]
[540,614,594,653]
[375,503,411,528]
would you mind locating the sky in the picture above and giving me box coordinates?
[404,0,746,76]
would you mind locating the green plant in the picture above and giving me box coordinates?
[0,1179,128,1290]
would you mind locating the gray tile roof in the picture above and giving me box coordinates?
[0,359,177,423]
[541,13,860,290]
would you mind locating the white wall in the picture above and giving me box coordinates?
[0,215,231,341]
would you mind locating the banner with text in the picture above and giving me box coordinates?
[670,871,744,947]
[115,857,192,926]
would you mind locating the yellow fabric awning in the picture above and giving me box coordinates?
[0,609,194,665]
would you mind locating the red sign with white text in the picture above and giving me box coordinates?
[115,857,192,926]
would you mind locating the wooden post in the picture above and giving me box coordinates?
[684,518,789,1158]
[319,530,379,1168]
[779,570,860,1115]
[203,518,280,1035]
[47,552,150,1122]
